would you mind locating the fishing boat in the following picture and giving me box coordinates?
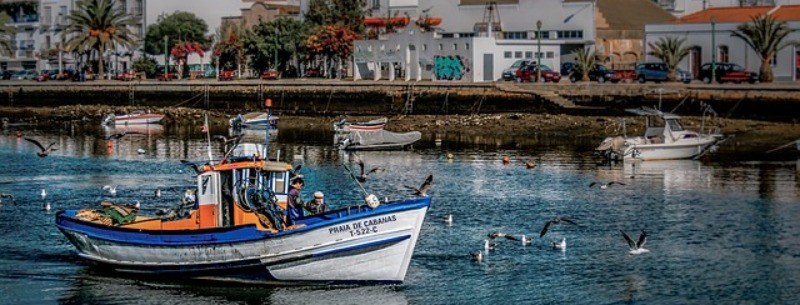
[102,111,165,125]
[56,104,431,285]
[595,107,723,161]
[229,112,279,131]
[333,117,388,133]
[335,130,421,151]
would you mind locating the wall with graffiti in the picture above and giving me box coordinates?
[433,55,470,81]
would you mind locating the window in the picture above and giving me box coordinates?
[459,32,475,38]
[43,6,52,26]
[422,44,426,51]
[504,51,512,58]
[372,0,380,9]
[59,6,68,24]
[515,51,522,58]
[525,51,533,59]
[557,31,583,39]
[439,44,443,51]
[718,46,729,63]
[546,51,554,59]
[465,43,469,50]
[453,43,458,50]
[502,31,528,40]
[442,33,454,38]
[533,31,550,39]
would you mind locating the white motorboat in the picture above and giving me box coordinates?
[333,117,388,133]
[596,108,723,161]
[102,111,165,125]
[229,112,279,131]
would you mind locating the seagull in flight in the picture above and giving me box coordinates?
[0,192,14,204]
[24,138,58,157]
[589,181,626,189]
[351,154,385,183]
[552,238,567,251]
[484,239,496,252]
[621,230,650,255]
[540,216,579,238]
[102,185,118,196]
[405,174,433,197]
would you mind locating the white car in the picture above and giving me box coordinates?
[11,70,38,80]
[501,59,531,81]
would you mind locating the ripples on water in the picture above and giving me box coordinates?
[0,122,798,305]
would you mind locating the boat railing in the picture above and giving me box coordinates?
[697,125,721,137]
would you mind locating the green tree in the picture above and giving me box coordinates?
[305,0,367,34]
[571,47,599,82]
[213,19,246,75]
[63,0,137,78]
[0,12,15,56]
[647,36,690,82]
[731,14,797,83]
[244,18,311,74]
[132,56,157,76]
[144,11,209,56]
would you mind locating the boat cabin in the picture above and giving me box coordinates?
[121,158,295,232]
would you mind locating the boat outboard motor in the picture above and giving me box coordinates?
[101,114,115,126]
[595,136,626,159]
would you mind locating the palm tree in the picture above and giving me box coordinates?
[571,47,598,82]
[62,0,137,79]
[647,36,690,82]
[0,12,16,56]
[731,14,796,83]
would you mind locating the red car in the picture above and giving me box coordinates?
[157,71,177,81]
[260,69,278,80]
[219,70,236,81]
[116,71,137,81]
[515,64,561,83]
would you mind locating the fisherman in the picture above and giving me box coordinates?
[286,177,306,225]
[306,191,329,215]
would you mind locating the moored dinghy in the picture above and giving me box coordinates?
[57,105,431,285]
[102,111,165,125]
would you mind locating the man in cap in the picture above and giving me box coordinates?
[306,191,329,215]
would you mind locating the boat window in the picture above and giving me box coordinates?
[273,171,286,194]
[202,176,211,195]
[666,119,684,131]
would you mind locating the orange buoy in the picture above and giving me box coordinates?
[264,98,272,108]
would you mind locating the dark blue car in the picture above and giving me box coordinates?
[635,62,692,84]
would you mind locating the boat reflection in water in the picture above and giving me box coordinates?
[103,124,164,137]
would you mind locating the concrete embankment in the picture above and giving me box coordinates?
[1,80,799,121]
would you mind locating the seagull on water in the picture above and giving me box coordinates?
[505,234,533,245]
[44,202,51,211]
[137,148,146,154]
[102,185,118,196]
[621,230,650,255]
[487,231,506,240]
[484,239,496,252]
[526,159,537,169]
[540,216,579,238]
[470,251,483,262]
[41,189,47,201]
[552,238,566,251]
[404,174,433,197]
[589,181,626,189]
[24,138,58,158]
[154,188,161,198]
[502,156,511,165]
[442,214,453,224]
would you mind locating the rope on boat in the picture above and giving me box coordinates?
[342,163,368,196]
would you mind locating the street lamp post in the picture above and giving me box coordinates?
[163,36,169,78]
[710,16,716,83]
[273,27,279,72]
[536,20,542,83]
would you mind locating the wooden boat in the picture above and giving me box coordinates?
[333,117,388,133]
[56,108,431,285]
[102,111,164,125]
[363,16,410,27]
[229,112,279,131]
[595,107,723,161]
[335,130,421,151]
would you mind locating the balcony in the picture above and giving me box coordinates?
[12,14,39,24]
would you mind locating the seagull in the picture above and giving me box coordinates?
[470,251,483,262]
[41,189,47,201]
[505,234,533,245]
[180,160,204,174]
[0,192,13,204]
[213,134,242,152]
[484,239,496,252]
[540,216,579,238]
[446,153,454,160]
[290,164,303,180]
[526,159,537,169]
[589,181,626,189]
[442,214,453,224]
[487,231,506,239]
[105,131,128,140]
[502,156,511,165]
[137,148,146,154]
[24,138,58,158]
[134,200,141,209]
[552,238,567,251]
[183,189,197,205]
[621,230,650,255]
[102,185,118,196]
[154,188,161,198]
[352,155,385,183]
[404,174,433,197]
[44,202,51,211]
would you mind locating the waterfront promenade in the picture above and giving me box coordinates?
[1,79,799,120]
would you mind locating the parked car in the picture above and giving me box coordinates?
[115,70,137,81]
[33,69,59,82]
[568,64,629,83]
[501,59,532,81]
[157,71,178,81]
[304,67,322,78]
[697,62,758,84]
[515,64,561,83]
[219,70,236,81]
[10,70,38,80]
[560,62,576,76]
[635,62,692,84]
[260,69,278,80]
[1,70,15,80]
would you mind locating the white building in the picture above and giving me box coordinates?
[318,0,597,82]
[655,0,800,17]
[644,5,800,81]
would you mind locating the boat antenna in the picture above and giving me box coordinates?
[264,98,273,158]
[204,114,213,162]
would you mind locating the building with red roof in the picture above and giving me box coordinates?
[644,5,800,81]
